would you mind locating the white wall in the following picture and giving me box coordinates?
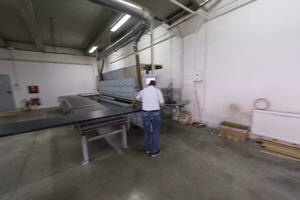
[202,0,300,126]
[0,49,97,108]
[100,0,300,128]
[181,26,207,121]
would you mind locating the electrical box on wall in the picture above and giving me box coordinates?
[194,70,202,82]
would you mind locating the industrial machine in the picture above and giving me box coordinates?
[0,64,187,165]
[0,94,140,164]
[58,95,130,164]
[56,72,160,163]
[96,64,162,126]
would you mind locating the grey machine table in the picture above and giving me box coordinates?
[58,95,133,164]
[0,96,141,165]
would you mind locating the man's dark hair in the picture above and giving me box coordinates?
[149,80,156,86]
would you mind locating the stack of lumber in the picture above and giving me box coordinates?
[261,140,300,161]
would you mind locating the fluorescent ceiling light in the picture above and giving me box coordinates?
[117,0,142,10]
[110,14,131,32]
[89,46,98,54]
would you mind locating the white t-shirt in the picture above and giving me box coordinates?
[136,86,165,111]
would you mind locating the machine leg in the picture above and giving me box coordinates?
[81,135,90,165]
[126,116,131,130]
[121,125,128,149]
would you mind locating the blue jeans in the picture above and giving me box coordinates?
[142,111,161,154]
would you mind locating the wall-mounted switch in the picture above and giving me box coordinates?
[194,70,202,82]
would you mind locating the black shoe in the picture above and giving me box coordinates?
[151,150,160,158]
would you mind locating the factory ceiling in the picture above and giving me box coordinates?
[0,0,204,55]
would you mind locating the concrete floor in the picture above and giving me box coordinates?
[0,119,299,200]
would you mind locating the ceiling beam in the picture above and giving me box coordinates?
[1,41,89,56]
[0,0,15,8]
[13,0,45,51]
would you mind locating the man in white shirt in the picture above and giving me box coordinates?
[132,80,165,157]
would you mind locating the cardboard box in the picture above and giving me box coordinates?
[219,121,249,143]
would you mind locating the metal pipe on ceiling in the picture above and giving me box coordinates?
[167,0,219,28]
[150,24,154,74]
[168,0,197,14]
[97,22,146,59]
[198,0,213,7]
[88,0,155,72]
[110,34,176,64]
[133,28,145,90]
[88,0,152,21]
[49,17,56,51]
[168,7,207,30]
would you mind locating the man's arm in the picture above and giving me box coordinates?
[158,90,165,108]
[132,98,138,106]
[132,91,142,107]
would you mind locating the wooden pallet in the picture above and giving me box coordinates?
[260,150,300,162]
[261,139,300,160]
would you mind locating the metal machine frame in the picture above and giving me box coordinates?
[77,116,128,165]
[58,95,133,164]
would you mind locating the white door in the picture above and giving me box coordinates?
[0,74,15,111]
